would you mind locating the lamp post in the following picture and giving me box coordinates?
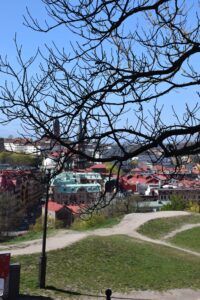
[39,169,51,289]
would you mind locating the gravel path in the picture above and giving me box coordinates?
[110,289,200,300]
[3,210,200,300]
[162,223,200,240]
[0,210,191,256]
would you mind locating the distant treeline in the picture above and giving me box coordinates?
[0,151,41,167]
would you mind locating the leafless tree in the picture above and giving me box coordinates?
[0,0,200,178]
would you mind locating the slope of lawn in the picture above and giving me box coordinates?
[0,215,122,247]
[12,235,200,299]
[169,226,200,252]
[71,214,123,230]
[137,214,200,239]
[0,229,58,246]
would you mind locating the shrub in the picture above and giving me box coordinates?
[187,201,200,213]
[162,195,188,211]
[71,213,107,230]
[55,219,66,229]
[30,216,43,232]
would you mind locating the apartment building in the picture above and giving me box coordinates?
[51,171,101,205]
[0,170,44,231]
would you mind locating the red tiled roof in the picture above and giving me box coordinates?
[121,174,160,186]
[132,168,142,172]
[47,201,65,212]
[50,152,60,157]
[90,163,107,169]
[154,174,167,181]
[66,205,81,214]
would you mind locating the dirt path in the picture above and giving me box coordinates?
[162,223,200,240]
[107,289,200,300]
[0,210,192,256]
[2,210,200,300]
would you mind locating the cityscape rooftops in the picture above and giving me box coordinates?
[56,183,101,193]
[52,171,102,185]
[90,163,107,169]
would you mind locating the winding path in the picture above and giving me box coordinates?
[162,223,200,240]
[1,210,199,256]
[2,210,200,300]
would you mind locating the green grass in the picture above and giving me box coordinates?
[0,214,122,248]
[169,226,200,252]
[12,235,200,299]
[0,231,42,245]
[137,214,200,239]
[0,229,58,246]
[71,214,123,231]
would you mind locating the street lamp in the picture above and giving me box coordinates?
[39,169,51,289]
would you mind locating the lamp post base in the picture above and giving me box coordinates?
[39,255,46,288]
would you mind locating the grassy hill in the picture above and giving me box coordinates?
[137,214,200,239]
[13,235,200,299]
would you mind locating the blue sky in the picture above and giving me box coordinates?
[1,1,44,59]
[0,0,73,137]
[0,1,200,138]
[0,1,45,137]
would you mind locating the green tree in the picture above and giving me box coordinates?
[162,195,188,211]
[0,152,12,164]
[105,162,123,175]
[0,151,38,167]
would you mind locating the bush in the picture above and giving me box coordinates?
[187,201,200,213]
[54,219,66,229]
[162,195,188,211]
[71,213,107,230]
[0,151,39,167]
[30,216,66,231]
[105,195,142,215]
[30,216,43,232]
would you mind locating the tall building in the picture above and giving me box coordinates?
[0,170,44,231]
[77,115,87,169]
[0,138,5,152]
[53,118,60,138]
[50,118,61,151]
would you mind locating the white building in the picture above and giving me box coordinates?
[4,138,41,155]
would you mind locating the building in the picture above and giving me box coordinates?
[51,171,101,205]
[158,187,200,203]
[90,163,108,174]
[43,201,75,227]
[0,138,4,152]
[53,119,60,138]
[0,170,44,231]
[3,138,41,156]
[119,173,165,194]
[3,137,65,156]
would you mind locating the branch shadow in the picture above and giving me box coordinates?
[46,285,104,298]
[18,295,53,300]
[46,286,151,300]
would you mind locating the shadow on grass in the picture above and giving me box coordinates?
[18,295,53,300]
[46,285,102,298]
[46,285,149,300]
